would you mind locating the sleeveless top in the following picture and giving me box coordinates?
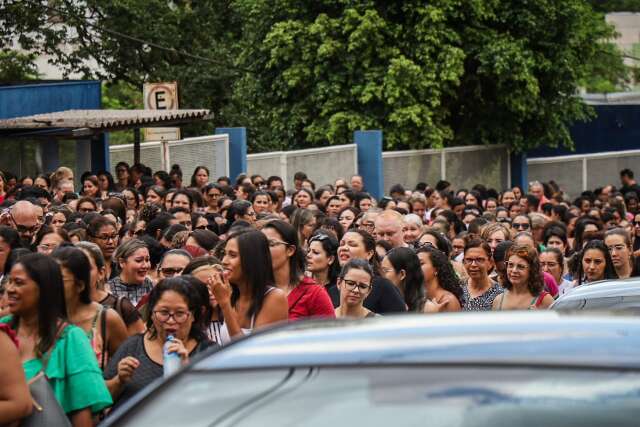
[498,291,549,311]
[218,287,277,344]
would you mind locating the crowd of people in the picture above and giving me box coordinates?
[1,160,639,425]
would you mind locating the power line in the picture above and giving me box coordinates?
[19,0,251,73]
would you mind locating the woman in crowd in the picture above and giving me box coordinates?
[251,190,272,215]
[88,216,120,280]
[493,245,554,310]
[97,170,116,196]
[402,214,423,246]
[335,230,406,313]
[145,185,167,207]
[105,278,211,410]
[49,205,72,232]
[75,241,145,336]
[204,183,224,214]
[208,229,288,339]
[182,257,227,345]
[481,223,510,256]
[77,197,98,214]
[380,247,425,312]
[461,239,503,311]
[108,239,153,307]
[122,188,141,212]
[306,230,340,294]
[82,175,101,199]
[290,208,317,250]
[35,225,68,255]
[418,246,463,313]
[293,188,314,209]
[540,247,574,296]
[576,239,619,287]
[52,247,128,370]
[262,220,334,320]
[1,253,112,425]
[190,166,210,190]
[338,206,359,232]
[334,259,378,318]
[604,228,637,279]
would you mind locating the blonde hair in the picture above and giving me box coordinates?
[51,166,74,190]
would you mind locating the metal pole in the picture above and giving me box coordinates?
[134,128,141,164]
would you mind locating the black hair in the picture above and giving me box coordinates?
[225,200,253,231]
[308,230,340,286]
[384,247,425,312]
[51,246,92,304]
[96,170,116,192]
[87,216,117,239]
[10,253,67,357]
[122,187,141,209]
[573,217,602,252]
[621,168,634,179]
[189,229,220,252]
[577,240,618,286]
[318,216,344,240]
[152,170,172,189]
[146,277,205,341]
[181,275,213,338]
[346,229,381,276]
[171,189,195,211]
[0,226,21,274]
[419,230,452,257]
[416,245,463,305]
[137,235,166,269]
[190,166,210,188]
[226,229,275,320]
[339,258,374,282]
[262,220,305,286]
[145,212,174,240]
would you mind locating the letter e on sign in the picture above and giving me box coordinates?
[144,82,178,110]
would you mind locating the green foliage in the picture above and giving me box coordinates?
[0,50,40,81]
[0,0,629,152]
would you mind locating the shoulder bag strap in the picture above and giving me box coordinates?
[100,306,108,370]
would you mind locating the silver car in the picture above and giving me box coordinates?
[551,278,640,312]
[103,312,640,427]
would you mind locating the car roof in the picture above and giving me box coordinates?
[193,312,640,371]
[554,278,640,302]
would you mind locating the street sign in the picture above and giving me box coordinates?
[143,82,181,143]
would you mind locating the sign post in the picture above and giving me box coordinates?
[143,82,180,170]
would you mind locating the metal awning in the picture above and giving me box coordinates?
[0,109,212,138]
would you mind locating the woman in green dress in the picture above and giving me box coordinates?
[1,253,112,427]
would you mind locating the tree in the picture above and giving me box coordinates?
[0,0,629,152]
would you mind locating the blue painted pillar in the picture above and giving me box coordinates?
[510,151,527,190]
[354,130,383,199]
[215,127,247,180]
[91,134,110,173]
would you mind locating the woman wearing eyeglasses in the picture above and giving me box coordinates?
[461,239,503,311]
[604,228,638,279]
[88,216,120,280]
[105,277,211,410]
[262,220,334,320]
[492,245,554,310]
[335,259,378,318]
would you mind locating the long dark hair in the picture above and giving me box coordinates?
[52,246,92,305]
[308,230,340,286]
[348,229,381,276]
[262,220,305,286]
[227,229,275,319]
[416,246,464,305]
[146,277,205,342]
[10,253,67,357]
[577,240,618,286]
[0,226,21,275]
[190,166,210,188]
[384,247,424,312]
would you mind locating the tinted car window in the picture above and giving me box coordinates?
[109,367,640,427]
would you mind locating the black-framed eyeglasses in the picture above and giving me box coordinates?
[341,278,371,292]
[153,310,191,323]
[9,213,39,234]
[94,234,119,242]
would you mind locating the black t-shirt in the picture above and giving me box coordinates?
[105,334,210,411]
[327,276,407,314]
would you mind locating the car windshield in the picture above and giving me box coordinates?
[112,366,640,427]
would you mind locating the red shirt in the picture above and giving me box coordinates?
[288,277,336,321]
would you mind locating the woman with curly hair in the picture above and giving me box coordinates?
[492,244,554,310]
[417,246,463,313]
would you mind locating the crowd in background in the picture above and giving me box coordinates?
[1,160,639,425]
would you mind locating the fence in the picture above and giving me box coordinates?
[247,144,358,189]
[382,145,510,192]
[527,149,640,198]
[109,134,229,179]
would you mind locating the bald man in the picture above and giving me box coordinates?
[374,210,408,248]
[5,201,41,245]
